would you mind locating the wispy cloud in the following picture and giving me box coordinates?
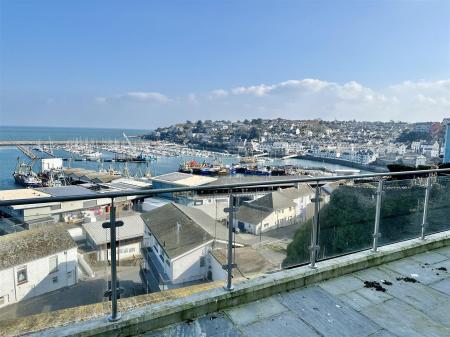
[96,91,170,104]
[90,79,449,126]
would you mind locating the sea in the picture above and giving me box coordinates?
[0,126,370,190]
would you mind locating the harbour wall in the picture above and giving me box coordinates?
[296,154,389,173]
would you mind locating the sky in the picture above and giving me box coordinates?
[0,0,449,129]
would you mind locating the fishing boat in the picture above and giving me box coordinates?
[13,160,42,187]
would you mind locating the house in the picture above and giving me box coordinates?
[235,190,297,234]
[83,214,145,261]
[140,203,214,291]
[279,186,315,220]
[0,226,78,308]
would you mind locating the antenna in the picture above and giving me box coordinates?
[176,222,181,244]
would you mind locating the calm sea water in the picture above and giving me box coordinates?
[0,126,149,141]
[0,126,368,190]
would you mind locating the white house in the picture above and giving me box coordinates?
[279,186,315,220]
[140,203,214,291]
[83,214,144,262]
[235,190,297,234]
[0,226,78,308]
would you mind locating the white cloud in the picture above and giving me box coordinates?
[91,79,450,125]
[96,91,170,104]
[210,89,228,98]
[125,92,170,103]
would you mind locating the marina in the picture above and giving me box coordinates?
[0,126,374,191]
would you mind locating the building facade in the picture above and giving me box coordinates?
[0,226,78,308]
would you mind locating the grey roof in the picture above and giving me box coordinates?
[236,204,272,224]
[0,226,77,270]
[140,203,213,259]
[236,190,298,224]
[249,190,296,211]
[279,186,314,200]
[152,172,192,183]
[176,204,244,244]
[36,185,97,197]
[82,215,144,245]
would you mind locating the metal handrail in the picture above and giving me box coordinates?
[1,168,449,207]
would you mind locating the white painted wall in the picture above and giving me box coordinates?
[0,247,78,308]
[209,253,226,281]
[170,242,213,284]
[96,241,142,261]
[238,206,297,235]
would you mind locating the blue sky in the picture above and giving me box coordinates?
[1,0,449,128]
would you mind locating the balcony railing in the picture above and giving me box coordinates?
[0,168,449,323]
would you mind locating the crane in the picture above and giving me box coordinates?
[122,133,134,149]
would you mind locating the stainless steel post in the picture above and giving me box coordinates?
[372,180,383,252]
[225,191,235,291]
[421,175,432,240]
[309,184,321,268]
[108,199,120,322]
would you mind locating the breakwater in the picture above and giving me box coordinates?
[296,154,388,173]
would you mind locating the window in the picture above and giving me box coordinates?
[200,256,206,267]
[129,247,135,253]
[0,296,5,305]
[165,260,170,266]
[50,204,61,210]
[49,256,58,274]
[17,267,27,285]
[52,276,58,284]
[67,271,72,279]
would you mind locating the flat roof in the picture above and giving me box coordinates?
[152,172,217,187]
[36,185,97,197]
[0,188,52,201]
[82,214,144,245]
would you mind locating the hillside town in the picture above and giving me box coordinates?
[0,118,449,318]
[144,118,449,168]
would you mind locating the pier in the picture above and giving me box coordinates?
[0,140,120,147]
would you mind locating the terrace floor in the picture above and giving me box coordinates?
[141,245,450,337]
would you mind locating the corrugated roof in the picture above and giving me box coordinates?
[0,225,77,270]
[140,203,213,259]
[82,214,144,245]
[36,185,97,197]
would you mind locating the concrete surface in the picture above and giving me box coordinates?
[142,246,450,337]
[2,231,449,337]
[0,265,144,321]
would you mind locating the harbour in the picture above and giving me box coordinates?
[0,126,375,190]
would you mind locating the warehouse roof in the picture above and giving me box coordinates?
[37,185,97,197]
[140,203,213,259]
[0,225,77,270]
[152,172,217,187]
[0,188,51,201]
